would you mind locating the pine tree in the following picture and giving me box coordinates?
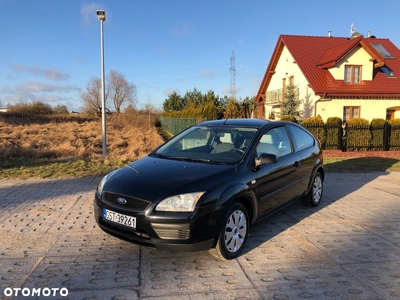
[281,80,301,120]
[302,87,314,119]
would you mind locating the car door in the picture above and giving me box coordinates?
[287,124,320,195]
[255,126,302,215]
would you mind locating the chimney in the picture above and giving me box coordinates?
[328,31,331,37]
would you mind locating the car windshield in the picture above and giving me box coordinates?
[152,125,258,164]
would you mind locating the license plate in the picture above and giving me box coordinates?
[103,208,136,229]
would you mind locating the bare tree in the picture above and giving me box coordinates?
[81,71,137,116]
[81,77,103,116]
[107,70,137,113]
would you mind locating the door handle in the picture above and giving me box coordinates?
[294,161,300,168]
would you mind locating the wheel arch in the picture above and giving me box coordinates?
[307,164,324,194]
[211,191,256,249]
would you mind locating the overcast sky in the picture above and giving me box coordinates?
[1,0,400,111]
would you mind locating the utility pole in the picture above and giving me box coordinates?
[230,51,236,100]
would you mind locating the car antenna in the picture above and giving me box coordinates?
[223,118,229,125]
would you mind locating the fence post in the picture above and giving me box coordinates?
[383,121,390,151]
[341,121,347,152]
[337,120,342,150]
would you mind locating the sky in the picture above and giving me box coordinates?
[1,0,400,112]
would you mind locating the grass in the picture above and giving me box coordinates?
[324,157,400,173]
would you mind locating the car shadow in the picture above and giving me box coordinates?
[239,156,400,258]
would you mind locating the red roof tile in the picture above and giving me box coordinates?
[257,34,400,101]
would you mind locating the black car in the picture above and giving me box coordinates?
[94,118,324,260]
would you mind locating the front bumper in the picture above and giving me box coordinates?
[93,194,216,252]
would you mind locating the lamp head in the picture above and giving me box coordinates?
[97,10,106,22]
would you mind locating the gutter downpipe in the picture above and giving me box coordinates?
[314,93,331,117]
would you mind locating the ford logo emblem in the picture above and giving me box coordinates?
[116,197,127,205]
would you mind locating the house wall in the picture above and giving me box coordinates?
[266,45,318,118]
[316,98,400,121]
[328,46,374,81]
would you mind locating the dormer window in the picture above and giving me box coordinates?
[344,65,361,84]
[371,43,394,58]
[380,66,396,77]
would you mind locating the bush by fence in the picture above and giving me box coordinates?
[301,117,400,152]
[389,119,400,150]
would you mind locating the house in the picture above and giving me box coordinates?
[256,32,400,122]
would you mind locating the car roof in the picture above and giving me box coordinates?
[197,118,298,129]
[197,118,270,128]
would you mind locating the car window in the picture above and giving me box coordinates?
[257,126,291,157]
[154,125,257,164]
[179,128,209,150]
[288,125,315,151]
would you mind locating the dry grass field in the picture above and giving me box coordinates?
[0,112,164,163]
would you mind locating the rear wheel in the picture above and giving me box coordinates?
[209,202,249,261]
[303,171,323,207]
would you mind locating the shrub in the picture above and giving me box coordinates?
[302,116,325,148]
[346,118,371,151]
[388,118,400,150]
[370,118,386,150]
[7,101,53,115]
[280,115,298,123]
[325,117,341,150]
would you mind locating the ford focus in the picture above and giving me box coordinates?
[93,118,324,260]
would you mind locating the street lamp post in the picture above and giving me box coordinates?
[97,10,106,158]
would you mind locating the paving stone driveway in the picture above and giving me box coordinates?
[1,172,400,300]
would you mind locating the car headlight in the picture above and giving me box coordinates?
[156,192,205,212]
[97,169,119,195]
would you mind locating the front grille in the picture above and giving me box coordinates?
[102,192,151,212]
[152,223,190,240]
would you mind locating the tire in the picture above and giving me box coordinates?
[209,202,249,261]
[302,171,323,207]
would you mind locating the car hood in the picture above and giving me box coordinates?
[102,155,237,202]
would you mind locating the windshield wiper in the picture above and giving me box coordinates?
[151,153,212,163]
[150,153,170,159]
[167,156,211,163]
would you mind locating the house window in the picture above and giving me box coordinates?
[344,66,361,84]
[343,106,360,121]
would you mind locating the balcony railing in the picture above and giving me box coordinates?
[265,88,299,104]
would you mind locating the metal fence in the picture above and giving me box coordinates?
[160,117,206,135]
[303,121,400,151]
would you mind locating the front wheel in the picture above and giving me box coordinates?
[302,171,323,207]
[209,202,249,261]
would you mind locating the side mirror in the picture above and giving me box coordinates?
[255,153,277,167]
